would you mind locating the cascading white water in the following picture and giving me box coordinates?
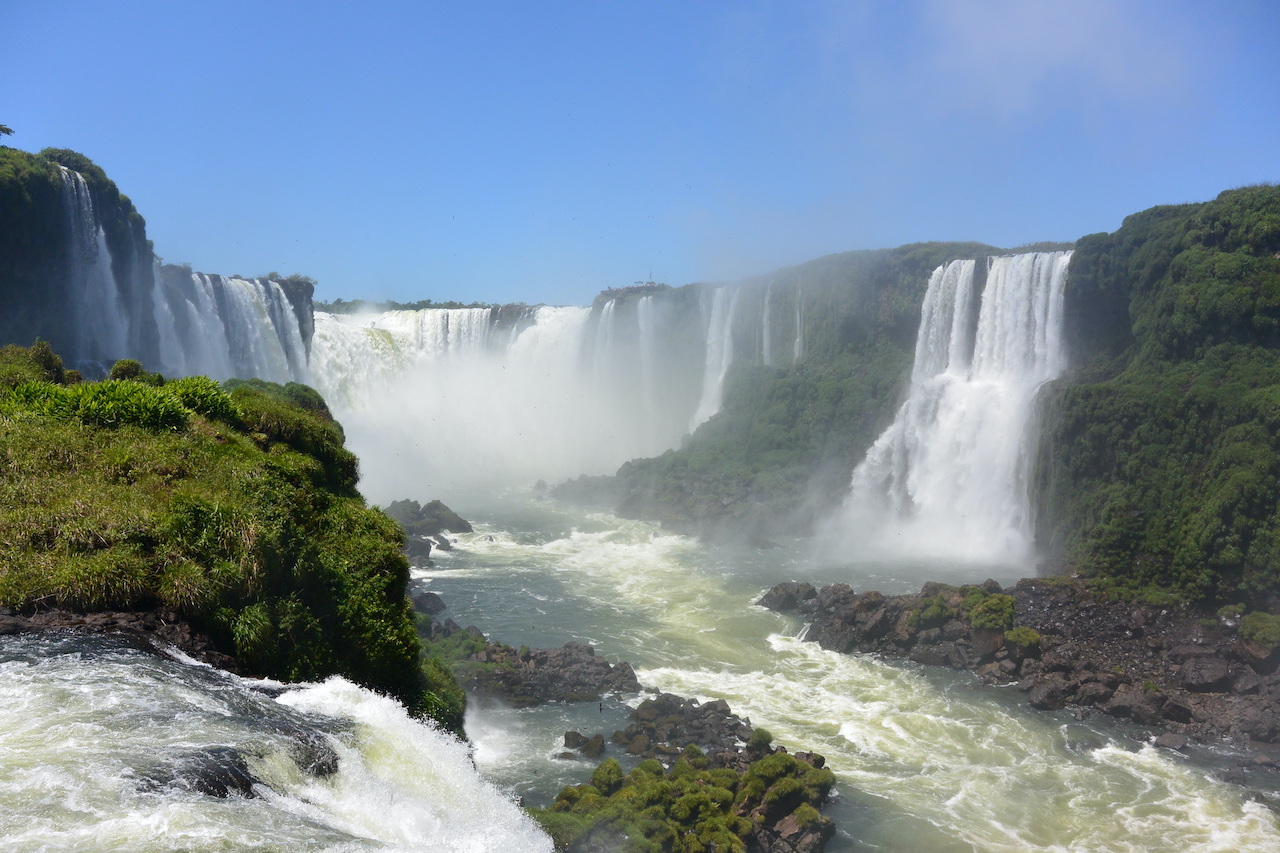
[311,305,658,498]
[60,168,130,371]
[829,251,1071,565]
[214,276,310,382]
[0,634,548,852]
[592,299,617,385]
[308,294,737,498]
[149,273,310,384]
[689,287,741,431]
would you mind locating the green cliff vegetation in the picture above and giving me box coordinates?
[0,343,464,733]
[1037,184,1280,606]
[606,242,1050,539]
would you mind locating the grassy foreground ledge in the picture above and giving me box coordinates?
[0,343,464,733]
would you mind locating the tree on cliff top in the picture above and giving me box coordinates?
[0,125,13,137]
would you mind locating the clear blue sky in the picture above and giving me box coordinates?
[4,1,1279,305]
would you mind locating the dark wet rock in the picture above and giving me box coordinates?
[0,615,28,635]
[278,725,340,777]
[1161,696,1198,724]
[1103,684,1166,725]
[611,693,762,767]
[565,730,588,750]
[384,498,473,535]
[2,608,239,671]
[751,808,837,853]
[1233,670,1263,695]
[404,536,433,564]
[431,534,454,552]
[439,628,641,706]
[1028,676,1070,711]
[582,733,606,758]
[1155,733,1189,751]
[757,582,817,613]
[1073,681,1114,706]
[173,747,259,798]
[411,590,446,615]
[1181,656,1232,692]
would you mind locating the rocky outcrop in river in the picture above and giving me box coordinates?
[761,577,1280,761]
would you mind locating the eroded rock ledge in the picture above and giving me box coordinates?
[761,577,1280,760]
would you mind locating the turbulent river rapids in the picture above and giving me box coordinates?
[4,493,1280,851]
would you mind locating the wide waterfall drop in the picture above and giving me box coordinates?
[148,272,311,384]
[827,251,1071,565]
[308,304,697,500]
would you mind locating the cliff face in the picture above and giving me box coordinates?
[1034,185,1280,603]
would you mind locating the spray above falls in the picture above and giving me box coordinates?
[828,251,1072,565]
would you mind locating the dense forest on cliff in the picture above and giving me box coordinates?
[0,343,464,731]
[1036,184,1280,605]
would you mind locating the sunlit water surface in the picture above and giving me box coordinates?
[422,490,1280,853]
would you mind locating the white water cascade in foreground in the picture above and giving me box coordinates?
[829,251,1071,565]
[0,634,548,853]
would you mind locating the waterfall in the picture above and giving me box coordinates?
[831,251,1071,564]
[637,295,657,428]
[0,634,549,852]
[310,306,622,496]
[592,299,617,384]
[149,272,310,384]
[689,287,741,431]
[59,168,130,372]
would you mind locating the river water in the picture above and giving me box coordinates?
[4,499,1278,851]
[419,490,1280,853]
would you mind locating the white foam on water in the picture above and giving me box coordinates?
[637,633,1280,852]
[276,678,550,852]
[0,636,549,853]
[402,502,1280,851]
